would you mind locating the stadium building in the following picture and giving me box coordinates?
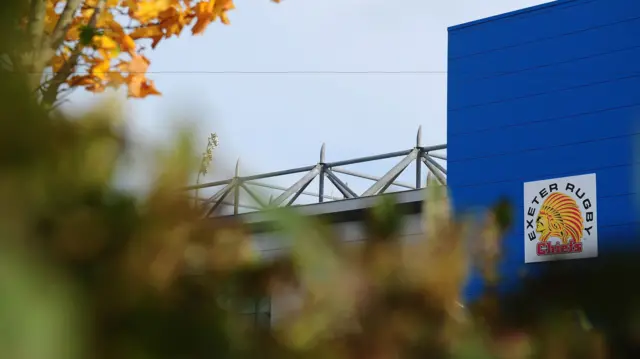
[193,0,640,326]
[448,0,640,299]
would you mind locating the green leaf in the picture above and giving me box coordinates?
[0,246,82,359]
[79,25,98,46]
[365,194,403,240]
[449,330,498,359]
[491,197,513,232]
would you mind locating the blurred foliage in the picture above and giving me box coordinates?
[2,1,640,359]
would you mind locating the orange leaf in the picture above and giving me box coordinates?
[129,25,164,40]
[164,21,184,38]
[220,0,236,10]
[140,80,162,97]
[44,1,59,34]
[86,83,106,93]
[133,0,172,23]
[96,10,115,29]
[127,74,143,97]
[107,72,127,87]
[66,26,80,41]
[108,20,124,34]
[193,2,209,16]
[91,59,112,80]
[115,59,129,72]
[97,48,118,61]
[191,18,211,35]
[81,8,94,20]
[120,35,136,54]
[219,12,230,25]
[158,7,187,38]
[151,35,163,49]
[126,55,153,97]
[206,0,216,13]
[67,75,96,87]
[158,6,179,19]
[93,35,118,50]
[128,54,150,74]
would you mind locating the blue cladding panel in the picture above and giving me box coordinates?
[448,75,640,138]
[451,106,640,161]
[451,45,640,110]
[448,0,640,59]
[447,0,640,301]
[453,134,638,186]
[449,17,640,83]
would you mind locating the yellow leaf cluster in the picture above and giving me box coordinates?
[41,0,281,98]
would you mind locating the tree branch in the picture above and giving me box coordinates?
[48,0,84,51]
[27,0,47,54]
[41,46,81,107]
[41,0,106,107]
[25,0,48,90]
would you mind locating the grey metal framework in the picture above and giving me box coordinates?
[184,127,446,217]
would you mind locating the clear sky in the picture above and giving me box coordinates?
[64,0,549,210]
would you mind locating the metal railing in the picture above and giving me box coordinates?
[184,126,446,217]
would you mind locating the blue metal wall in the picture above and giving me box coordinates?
[447,0,640,300]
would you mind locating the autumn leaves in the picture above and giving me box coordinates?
[38,0,278,103]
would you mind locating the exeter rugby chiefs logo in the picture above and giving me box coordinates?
[523,173,598,263]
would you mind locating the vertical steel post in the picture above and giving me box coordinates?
[416,126,422,189]
[319,143,325,203]
[234,158,240,215]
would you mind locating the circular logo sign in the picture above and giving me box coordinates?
[523,173,598,263]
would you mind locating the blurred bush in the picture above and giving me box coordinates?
[2,1,640,359]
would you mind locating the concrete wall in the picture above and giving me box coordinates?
[447,0,640,299]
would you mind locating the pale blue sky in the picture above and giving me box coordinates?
[64,0,548,209]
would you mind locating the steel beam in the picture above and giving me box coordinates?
[331,167,415,190]
[234,160,241,214]
[271,165,321,206]
[319,143,326,203]
[240,165,316,182]
[362,148,419,197]
[202,182,234,204]
[423,154,447,175]
[416,126,422,189]
[286,176,315,206]
[420,144,447,152]
[318,169,325,202]
[219,201,262,210]
[206,181,235,216]
[422,157,446,185]
[184,178,233,191]
[188,196,260,210]
[240,183,267,208]
[187,165,317,191]
[428,152,447,160]
[325,169,357,199]
[244,181,340,201]
[326,149,413,168]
